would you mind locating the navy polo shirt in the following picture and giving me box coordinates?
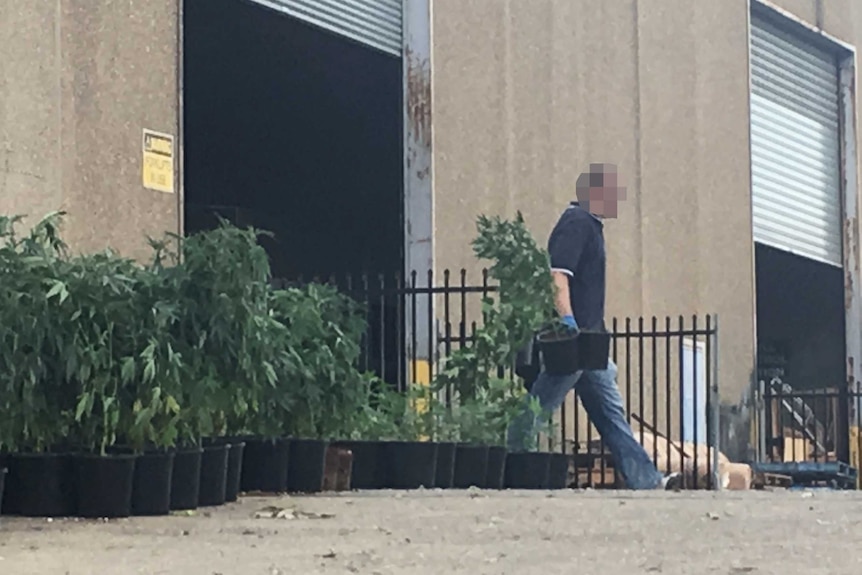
[548,202,606,331]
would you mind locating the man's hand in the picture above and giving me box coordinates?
[561,315,578,330]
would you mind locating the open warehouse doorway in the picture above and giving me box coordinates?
[182,0,410,384]
[754,244,850,464]
[755,245,846,392]
[182,0,404,279]
[749,10,855,465]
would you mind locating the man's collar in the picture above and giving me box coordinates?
[569,201,603,224]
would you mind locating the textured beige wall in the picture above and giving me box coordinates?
[821,0,861,42]
[432,0,755,407]
[0,1,180,261]
[0,3,64,227]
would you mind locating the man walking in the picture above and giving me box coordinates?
[506,163,680,490]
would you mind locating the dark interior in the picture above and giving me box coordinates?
[755,242,846,391]
[182,0,404,280]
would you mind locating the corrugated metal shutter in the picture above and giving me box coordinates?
[250,0,402,57]
[750,16,842,267]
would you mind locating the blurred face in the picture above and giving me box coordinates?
[577,164,627,219]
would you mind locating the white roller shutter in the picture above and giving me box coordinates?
[250,0,402,57]
[750,16,842,267]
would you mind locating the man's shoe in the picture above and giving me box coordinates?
[659,472,682,491]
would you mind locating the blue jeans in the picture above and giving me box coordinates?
[506,360,664,490]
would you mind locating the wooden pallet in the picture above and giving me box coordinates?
[752,471,793,489]
[752,461,858,490]
[567,449,619,488]
[573,467,620,489]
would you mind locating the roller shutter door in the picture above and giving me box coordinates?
[750,16,842,267]
[250,0,402,57]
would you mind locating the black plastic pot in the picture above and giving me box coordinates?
[240,437,291,493]
[0,467,6,515]
[453,444,489,489]
[202,437,245,502]
[434,442,456,489]
[170,447,203,511]
[538,329,611,375]
[547,453,570,490]
[332,440,382,490]
[504,452,551,489]
[485,446,507,489]
[3,453,76,517]
[381,441,438,489]
[75,453,137,518]
[198,443,230,506]
[287,438,329,493]
[577,330,611,370]
[225,441,245,502]
[537,329,579,375]
[132,450,175,516]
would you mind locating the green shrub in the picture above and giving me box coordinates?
[430,212,557,445]
[0,213,72,453]
[0,209,556,458]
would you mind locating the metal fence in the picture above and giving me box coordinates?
[273,269,496,391]
[555,315,719,490]
[754,378,862,467]
[274,269,720,489]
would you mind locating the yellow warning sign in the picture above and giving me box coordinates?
[142,129,175,193]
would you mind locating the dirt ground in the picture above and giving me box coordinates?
[2,489,861,575]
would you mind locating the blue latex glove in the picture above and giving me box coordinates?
[561,315,578,330]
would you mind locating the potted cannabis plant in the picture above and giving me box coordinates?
[118,249,186,516]
[421,401,459,489]
[332,373,403,490]
[0,213,79,517]
[231,287,299,495]
[165,222,277,506]
[363,382,438,490]
[0,215,26,514]
[62,251,144,518]
[448,401,493,490]
[166,221,293,501]
[434,213,555,398]
[423,213,575,490]
[431,213,561,488]
[278,283,370,493]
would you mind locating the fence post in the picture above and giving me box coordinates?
[402,0,433,393]
[710,314,722,491]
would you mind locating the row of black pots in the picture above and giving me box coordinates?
[444,444,569,490]
[235,438,571,492]
[326,440,570,491]
[238,436,330,494]
[0,436,331,519]
[1,437,573,518]
[240,438,455,491]
[0,441,246,518]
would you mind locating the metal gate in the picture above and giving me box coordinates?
[749,16,842,267]
[753,378,861,489]
[249,0,402,56]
